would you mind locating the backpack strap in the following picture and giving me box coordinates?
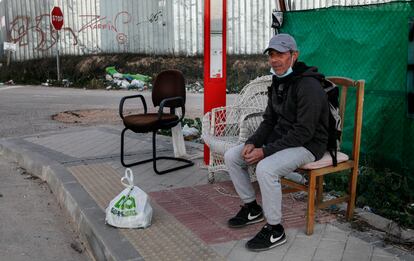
[321,79,337,93]
[329,149,338,167]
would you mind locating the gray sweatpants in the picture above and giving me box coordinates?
[224,144,315,225]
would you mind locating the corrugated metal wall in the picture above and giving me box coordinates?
[0,0,397,60]
[1,0,206,60]
[227,0,276,54]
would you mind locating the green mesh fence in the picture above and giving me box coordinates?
[281,1,414,173]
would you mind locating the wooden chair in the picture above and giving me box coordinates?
[281,77,365,235]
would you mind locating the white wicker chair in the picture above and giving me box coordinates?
[202,75,272,183]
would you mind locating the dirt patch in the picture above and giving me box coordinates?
[52,107,203,125]
[52,109,124,125]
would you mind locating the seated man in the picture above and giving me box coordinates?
[224,33,329,251]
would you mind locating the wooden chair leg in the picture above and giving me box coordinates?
[306,174,316,235]
[316,176,324,208]
[346,167,358,220]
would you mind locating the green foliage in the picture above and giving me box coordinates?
[226,55,269,93]
[86,78,106,89]
[325,165,414,229]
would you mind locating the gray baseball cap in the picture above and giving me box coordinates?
[264,33,297,54]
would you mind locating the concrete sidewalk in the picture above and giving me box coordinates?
[0,126,411,261]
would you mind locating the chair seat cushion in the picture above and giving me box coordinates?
[300,151,349,170]
[123,113,179,133]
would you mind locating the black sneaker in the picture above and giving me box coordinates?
[245,224,287,252]
[228,204,264,228]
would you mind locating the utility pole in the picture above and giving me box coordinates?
[203,0,227,164]
[272,0,286,35]
[50,6,64,82]
[4,0,11,66]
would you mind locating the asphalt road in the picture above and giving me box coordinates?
[0,85,236,138]
[0,156,90,261]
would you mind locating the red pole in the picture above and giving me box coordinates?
[204,0,227,164]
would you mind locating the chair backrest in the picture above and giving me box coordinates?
[327,77,365,163]
[152,69,186,108]
[233,75,272,110]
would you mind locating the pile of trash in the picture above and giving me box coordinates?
[186,81,204,93]
[41,79,73,87]
[105,66,152,91]
[182,124,200,141]
[0,80,15,86]
[185,81,230,94]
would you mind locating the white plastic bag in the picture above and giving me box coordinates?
[182,124,199,137]
[129,79,145,89]
[105,168,153,228]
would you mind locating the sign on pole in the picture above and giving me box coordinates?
[50,6,64,81]
[3,42,16,67]
[50,7,64,30]
[3,42,17,52]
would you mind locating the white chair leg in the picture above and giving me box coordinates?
[208,171,215,184]
[208,150,215,183]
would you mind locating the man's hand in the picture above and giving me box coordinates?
[243,148,264,165]
[241,144,255,158]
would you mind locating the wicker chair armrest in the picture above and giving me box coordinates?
[239,111,264,142]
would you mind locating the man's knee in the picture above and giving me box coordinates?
[256,161,272,181]
[224,146,241,165]
[256,160,282,182]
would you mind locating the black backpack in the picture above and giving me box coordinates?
[321,79,342,166]
[271,76,342,166]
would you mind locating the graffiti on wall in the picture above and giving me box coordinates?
[136,10,163,25]
[8,10,164,53]
[9,14,77,51]
[78,11,132,44]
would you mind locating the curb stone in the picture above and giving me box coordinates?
[356,208,414,243]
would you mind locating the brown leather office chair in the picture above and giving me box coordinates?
[119,69,194,174]
[281,77,365,235]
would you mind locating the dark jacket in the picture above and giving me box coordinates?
[245,62,329,161]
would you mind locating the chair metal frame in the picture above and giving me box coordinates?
[119,76,194,175]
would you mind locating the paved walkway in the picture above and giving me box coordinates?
[0,126,411,261]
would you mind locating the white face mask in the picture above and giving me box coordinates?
[271,54,294,78]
